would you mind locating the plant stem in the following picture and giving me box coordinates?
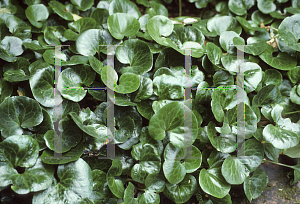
[283,110,300,116]
[263,159,294,169]
[179,0,182,17]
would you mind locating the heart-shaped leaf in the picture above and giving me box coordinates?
[32,158,93,204]
[0,96,43,138]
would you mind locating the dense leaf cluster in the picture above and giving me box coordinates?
[0,0,300,203]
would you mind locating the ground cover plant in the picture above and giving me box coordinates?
[0,0,300,203]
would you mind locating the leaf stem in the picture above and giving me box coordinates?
[179,0,182,17]
[263,159,294,169]
[283,110,300,116]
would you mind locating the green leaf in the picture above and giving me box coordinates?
[207,121,236,153]
[69,112,108,141]
[29,63,54,107]
[124,182,138,204]
[136,100,154,120]
[206,42,222,65]
[44,26,67,45]
[251,10,273,25]
[290,85,300,105]
[147,15,174,46]
[147,1,168,17]
[233,36,268,55]
[263,69,282,86]
[148,101,198,148]
[25,4,49,28]
[0,79,13,104]
[107,13,140,40]
[5,15,32,39]
[228,0,255,15]
[262,124,299,149]
[49,1,73,21]
[243,168,269,203]
[145,173,165,192]
[107,159,124,198]
[221,139,265,184]
[101,65,140,94]
[257,0,276,14]
[0,135,39,168]
[287,66,300,84]
[76,29,121,56]
[133,75,153,102]
[252,85,282,107]
[3,57,30,82]
[283,144,300,158]
[199,162,231,198]
[59,65,96,102]
[163,174,197,204]
[90,8,109,26]
[131,143,161,184]
[219,31,239,54]
[163,143,201,185]
[207,16,241,36]
[244,62,263,93]
[1,36,24,56]
[89,170,111,203]
[71,0,94,11]
[44,117,82,153]
[0,96,43,138]
[259,44,297,70]
[69,17,98,34]
[109,0,141,19]
[41,141,84,165]
[116,39,153,75]
[88,55,103,74]
[278,14,300,52]
[32,158,93,204]
[9,158,54,194]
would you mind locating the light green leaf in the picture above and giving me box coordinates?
[109,0,141,19]
[70,0,94,11]
[25,4,49,28]
[116,39,153,75]
[101,65,140,94]
[278,14,300,52]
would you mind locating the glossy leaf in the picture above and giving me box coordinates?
[0,96,43,138]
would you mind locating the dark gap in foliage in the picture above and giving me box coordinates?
[272,52,279,57]
[16,166,26,174]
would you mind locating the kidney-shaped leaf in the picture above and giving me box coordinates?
[101,65,140,94]
[0,96,43,138]
[25,4,49,28]
[107,13,140,40]
[243,168,269,203]
[163,174,197,204]
[9,158,54,194]
[131,143,161,184]
[148,101,198,148]
[0,135,39,168]
[199,161,231,198]
[116,39,153,75]
[59,65,96,102]
[278,14,300,52]
[32,158,93,204]
[259,44,297,70]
